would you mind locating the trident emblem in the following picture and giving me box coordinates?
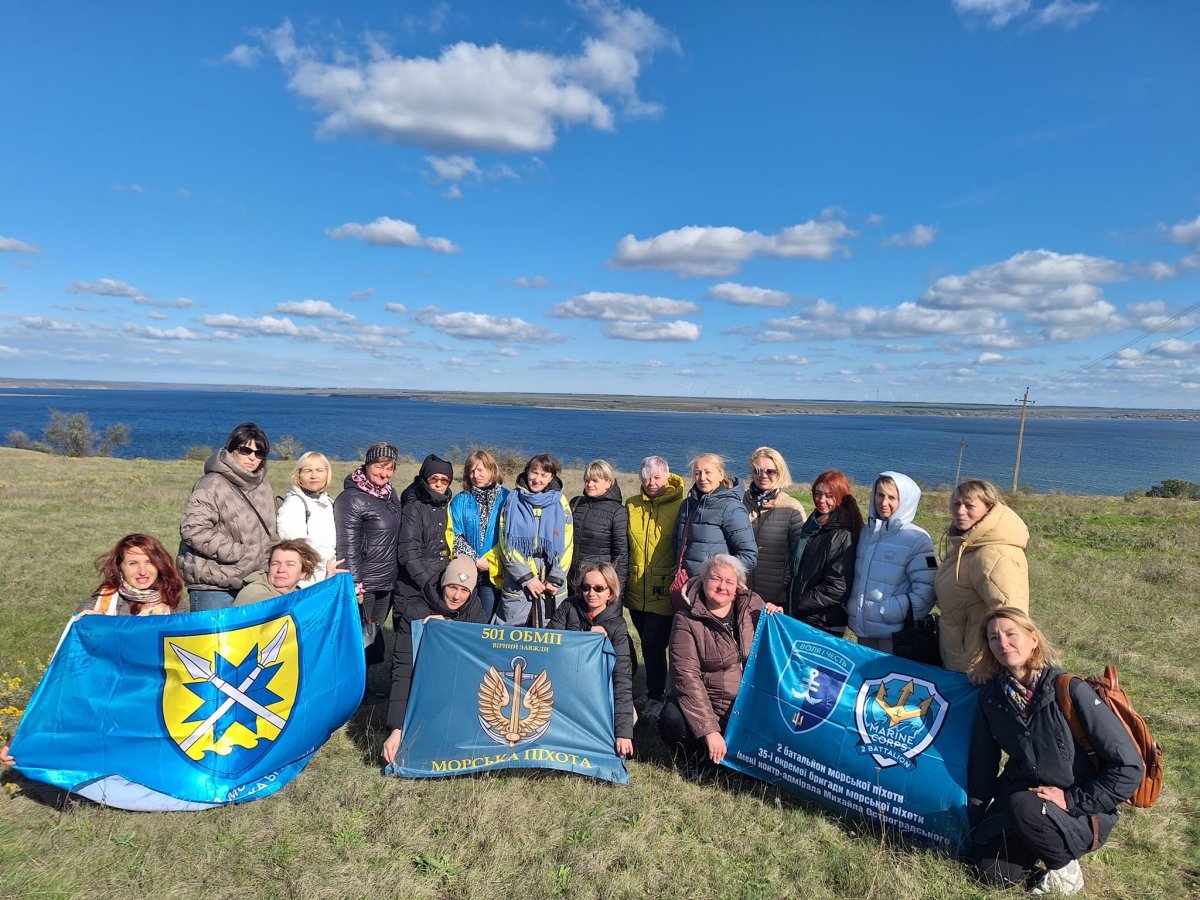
[169,622,290,752]
[874,679,934,728]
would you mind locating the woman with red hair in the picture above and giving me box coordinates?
[76,533,185,616]
[786,470,864,636]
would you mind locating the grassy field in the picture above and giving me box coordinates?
[0,447,1196,899]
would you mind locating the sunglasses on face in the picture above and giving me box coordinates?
[235,445,267,459]
[426,475,451,485]
[754,468,778,477]
[581,583,609,594]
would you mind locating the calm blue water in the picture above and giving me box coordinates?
[1,388,1196,495]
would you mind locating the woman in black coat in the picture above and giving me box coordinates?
[568,459,629,593]
[334,442,402,651]
[968,607,1143,895]
[380,556,488,766]
[395,454,454,624]
[550,560,634,759]
[787,469,863,635]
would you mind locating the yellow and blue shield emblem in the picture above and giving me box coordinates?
[161,615,300,775]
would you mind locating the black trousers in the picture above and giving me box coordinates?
[974,790,1076,887]
[658,698,711,766]
[629,609,672,701]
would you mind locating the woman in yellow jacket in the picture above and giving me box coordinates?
[934,479,1029,672]
[625,455,685,718]
[492,453,573,626]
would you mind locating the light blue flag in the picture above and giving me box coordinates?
[722,613,979,849]
[390,621,628,784]
[11,574,365,810]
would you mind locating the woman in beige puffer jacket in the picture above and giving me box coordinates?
[742,447,806,605]
[934,479,1029,672]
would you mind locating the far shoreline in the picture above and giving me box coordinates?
[2,378,1198,421]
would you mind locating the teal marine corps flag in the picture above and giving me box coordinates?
[388,621,628,784]
[11,574,364,810]
[722,613,980,850]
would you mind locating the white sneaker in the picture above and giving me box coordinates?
[644,699,665,720]
[1029,859,1084,896]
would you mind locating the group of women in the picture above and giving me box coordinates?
[0,422,1143,896]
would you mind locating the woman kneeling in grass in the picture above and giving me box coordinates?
[968,608,1142,896]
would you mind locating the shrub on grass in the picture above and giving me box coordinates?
[39,410,132,457]
[1146,479,1200,500]
[273,435,303,461]
[183,445,212,462]
[7,430,51,453]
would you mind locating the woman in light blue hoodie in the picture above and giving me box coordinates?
[846,471,937,652]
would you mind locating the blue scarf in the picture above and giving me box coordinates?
[502,479,566,570]
[458,484,506,555]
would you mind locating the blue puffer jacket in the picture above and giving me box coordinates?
[675,479,758,577]
[846,471,937,639]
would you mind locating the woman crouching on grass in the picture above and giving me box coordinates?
[968,608,1143,896]
[1,533,184,766]
[550,561,634,759]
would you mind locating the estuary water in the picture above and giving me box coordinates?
[1,388,1196,496]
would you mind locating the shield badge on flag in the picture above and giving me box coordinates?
[161,616,300,776]
[777,640,854,734]
[853,673,949,770]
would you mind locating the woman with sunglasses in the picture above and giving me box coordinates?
[177,422,277,611]
[743,447,806,606]
[550,561,635,759]
[394,454,455,625]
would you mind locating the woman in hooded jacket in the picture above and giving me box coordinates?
[935,479,1030,673]
[492,453,574,626]
[787,469,863,636]
[276,451,337,589]
[846,471,937,653]
[394,454,454,625]
[178,422,277,611]
[448,450,508,621]
[743,447,806,606]
[568,459,629,595]
[675,454,757,582]
[334,442,402,641]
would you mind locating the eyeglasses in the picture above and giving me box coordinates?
[426,475,451,485]
[581,583,610,594]
[754,468,778,477]
[235,445,267,459]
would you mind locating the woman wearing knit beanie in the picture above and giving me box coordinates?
[394,454,456,625]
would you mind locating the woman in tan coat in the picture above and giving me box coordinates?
[934,480,1029,672]
[743,447,806,605]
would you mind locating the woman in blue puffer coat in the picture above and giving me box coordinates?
[845,470,937,653]
[675,453,757,584]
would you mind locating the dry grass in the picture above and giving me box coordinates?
[0,449,1197,898]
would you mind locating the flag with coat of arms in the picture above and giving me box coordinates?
[11,574,364,810]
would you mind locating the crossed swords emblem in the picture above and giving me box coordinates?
[168,621,290,753]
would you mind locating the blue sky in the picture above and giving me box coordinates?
[2,1,1198,407]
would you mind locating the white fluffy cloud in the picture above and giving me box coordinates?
[326,216,460,253]
[765,300,1006,341]
[413,308,556,343]
[69,278,142,298]
[0,236,40,254]
[274,299,355,322]
[920,250,1121,311]
[122,323,206,341]
[224,44,263,67]
[609,219,855,277]
[1031,1,1101,30]
[262,5,672,153]
[1126,300,1200,332]
[754,354,810,366]
[551,291,698,321]
[1163,214,1200,247]
[883,224,937,248]
[133,296,194,309]
[705,282,791,307]
[201,313,318,337]
[384,303,407,314]
[604,320,700,341]
[426,155,481,182]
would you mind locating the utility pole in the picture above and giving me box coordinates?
[1012,387,1035,492]
[955,437,967,487]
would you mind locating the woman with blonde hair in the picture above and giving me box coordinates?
[277,451,337,588]
[449,449,509,621]
[935,479,1029,673]
[675,453,757,584]
[743,447,806,605]
[568,459,629,595]
[967,608,1142,895]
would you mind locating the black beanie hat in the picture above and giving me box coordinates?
[419,454,454,480]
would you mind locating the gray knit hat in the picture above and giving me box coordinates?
[364,443,399,465]
[441,556,478,593]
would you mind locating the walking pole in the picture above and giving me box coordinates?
[1012,388,1035,492]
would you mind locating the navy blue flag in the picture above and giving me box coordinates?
[722,613,979,849]
[390,621,628,783]
[11,574,364,810]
